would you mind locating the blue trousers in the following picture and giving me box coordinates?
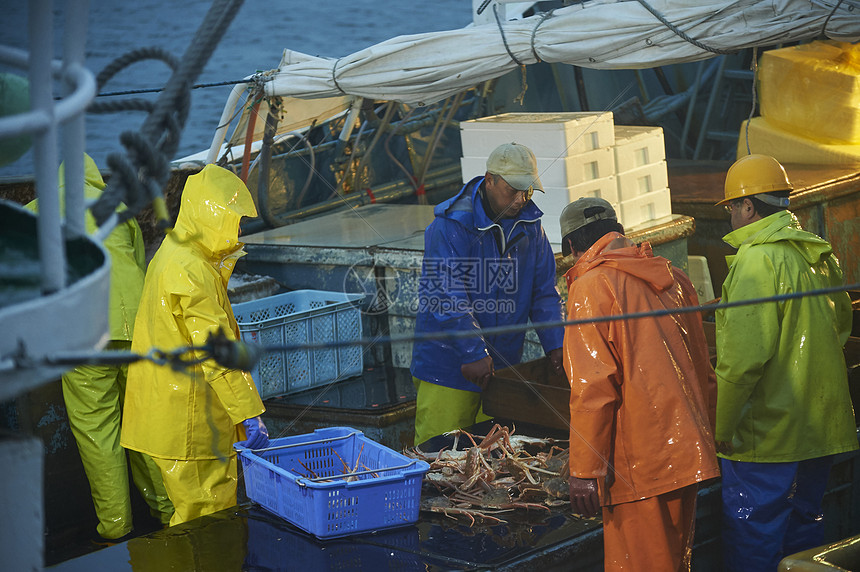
[720,456,833,572]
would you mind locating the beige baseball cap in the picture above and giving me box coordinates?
[559,196,617,239]
[486,142,543,193]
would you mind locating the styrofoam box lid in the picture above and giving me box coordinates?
[461,147,615,187]
[616,161,669,202]
[613,126,666,173]
[614,125,665,144]
[461,112,613,128]
[460,112,615,158]
[619,187,672,230]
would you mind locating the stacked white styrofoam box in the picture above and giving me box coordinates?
[460,112,617,245]
[461,146,615,189]
[460,112,616,158]
[538,177,619,237]
[613,125,672,229]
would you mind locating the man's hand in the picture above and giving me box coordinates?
[548,348,563,375]
[569,476,600,517]
[715,441,734,456]
[461,356,494,390]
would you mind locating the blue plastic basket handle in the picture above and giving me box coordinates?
[247,431,359,453]
[296,460,421,487]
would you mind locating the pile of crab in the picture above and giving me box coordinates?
[404,424,570,525]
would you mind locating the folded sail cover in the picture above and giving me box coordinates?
[263,0,860,107]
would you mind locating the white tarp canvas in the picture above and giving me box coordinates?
[262,0,860,106]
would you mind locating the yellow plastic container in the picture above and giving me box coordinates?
[737,117,860,166]
[759,41,860,145]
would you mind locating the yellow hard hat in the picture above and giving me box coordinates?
[717,154,793,206]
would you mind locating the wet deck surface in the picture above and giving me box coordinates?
[47,418,603,570]
[49,499,602,571]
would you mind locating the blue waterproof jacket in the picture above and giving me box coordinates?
[410,176,565,392]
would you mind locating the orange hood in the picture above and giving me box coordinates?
[565,231,674,292]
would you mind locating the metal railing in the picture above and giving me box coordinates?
[0,0,97,294]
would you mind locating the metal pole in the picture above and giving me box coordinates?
[694,55,727,160]
[206,82,248,164]
[679,60,705,160]
[62,0,90,238]
[30,0,65,294]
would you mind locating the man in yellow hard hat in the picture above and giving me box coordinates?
[713,154,857,571]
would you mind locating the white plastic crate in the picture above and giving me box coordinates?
[532,176,619,220]
[460,112,615,159]
[616,161,669,202]
[232,290,365,399]
[532,177,619,245]
[618,188,672,229]
[461,146,615,188]
[613,125,666,173]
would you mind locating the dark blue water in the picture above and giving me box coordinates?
[0,0,472,178]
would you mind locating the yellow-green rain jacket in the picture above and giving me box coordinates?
[26,154,145,341]
[715,210,858,462]
[121,165,264,460]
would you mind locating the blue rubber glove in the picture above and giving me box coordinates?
[238,416,269,450]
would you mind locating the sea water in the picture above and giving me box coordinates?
[0,0,472,178]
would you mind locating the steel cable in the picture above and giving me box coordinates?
[29,281,860,368]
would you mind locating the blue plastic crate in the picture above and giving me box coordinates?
[237,427,430,539]
[232,290,365,398]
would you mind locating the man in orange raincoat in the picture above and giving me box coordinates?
[560,197,719,571]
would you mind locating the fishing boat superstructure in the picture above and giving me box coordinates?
[179,0,859,239]
[1,1,859,569]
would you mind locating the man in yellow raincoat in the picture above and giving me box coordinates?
[714,155,858,571]
[122,164,269,526]
[27,155,174,544]
[560,197,719,571]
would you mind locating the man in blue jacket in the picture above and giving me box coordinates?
[410,142,565,445]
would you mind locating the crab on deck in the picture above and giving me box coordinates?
[406,424,571,525]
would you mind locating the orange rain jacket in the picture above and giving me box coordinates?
[563,233,719,506]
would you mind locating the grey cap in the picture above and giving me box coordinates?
[485,142,544,193]
[559,196,617,239]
